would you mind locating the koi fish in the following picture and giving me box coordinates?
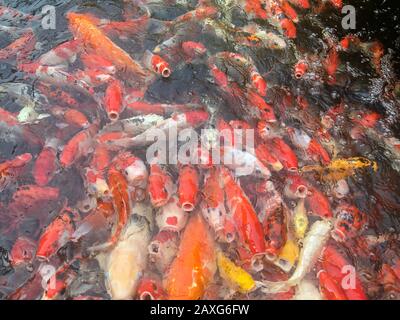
[137,274,166,300]
[178,165,199,211]
[80,53,116,74]
[260,220,332,293]
[143,50,171,78]
[301,157,378,182]
[89,166,131,252]
[148,163,176,207]
[67,12,147,78]
[60,123,98,168]
[50,106,89,129]
[332,204,367,242]
[33,139,59,186]
[217,251,256,293]
[293,198,308,240]
[0,153,32,191]
[220,167,266,256]
[201,168,226,233]
[104,79,125,121]
[164,213,216,300]
[10,237,36,266]
[36,209,76,260]
[317,270,348,300]
[109,111,209,148]
[148,230,179,273]
[100,213,151,299]
[37,40,80,66]
[320,245,367,299]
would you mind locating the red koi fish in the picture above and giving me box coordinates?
[320,245,367,300]
[270,137,299,170]
[332,204,367,242]
[104,79,124,121]
[36,209,76,260]
[201,168,226,233]
[181,41,207,58]
[143,50,171,78]
[318,270,348,300]
[294,60,308,79]
[148,163,176,207]
[323,47,339,83]
[10,237,36,266]
[0,153,32,190]
[50,106,89,128]
[220,166,265,256]
[0,29,36,62]
[33,139,59,186]
[37,39,80,66]
[178,165,199,212]
[137,274,166,300]
[305,186,333,218]
[246,89,277,123]
[59,123,98,168]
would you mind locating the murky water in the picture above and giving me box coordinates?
[0,0,399,300]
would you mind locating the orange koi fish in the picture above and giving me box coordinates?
[164,213,216,300]
[67,12,147,78]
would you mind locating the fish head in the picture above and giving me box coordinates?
[156,197,188,232]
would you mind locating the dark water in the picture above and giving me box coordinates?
[0,0,399,300]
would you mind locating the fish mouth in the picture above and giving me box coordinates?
[161,68,171,78]
[181,202,194,212]
[108,111,119,121]
[140,291,155,300]
[148,241,161,255]
[295,72,304,79]
[295,185,308,198]
[251,255,264,272]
